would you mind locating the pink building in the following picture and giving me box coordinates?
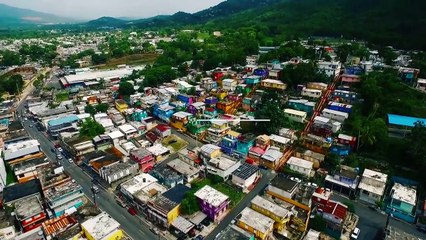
[130,148,155,172]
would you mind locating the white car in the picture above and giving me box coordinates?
[68,158,73,163]
[351,227,360,239]
[58,147,63,152]
[57,154,63,160]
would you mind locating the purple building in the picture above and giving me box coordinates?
[194,185,230,222]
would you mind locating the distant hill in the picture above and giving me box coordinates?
[86,17,127,28]
[0,3,75,28]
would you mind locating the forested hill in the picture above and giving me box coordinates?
[203,0,426,50]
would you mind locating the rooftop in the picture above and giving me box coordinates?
[167,159,200,176]
[217,225,253,240]
[287,157,314,169]
[261,147,283,162]
[209,156,239,170]
[120,173,158,195]
[118,124,137,134]
[238,207,274,234]
[3,179,41,203]
[270,134,291,144]
[147,144,170,156]
[44,179,82,201]
[391,183,417,206]
[270,175,299,193]
[101,161,137,176]
[14,195,44,220]
[232,163,259,180]
[387,113,426,127]
[171,216,195,234]
[194,185,229,208]
[362,169,388,183]
[251,195,289,218]
[81,212,120,240]
[162,184,191,204]
[47,115,79,127]
[201,144,221,155]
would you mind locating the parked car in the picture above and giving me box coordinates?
[150,227,160,235]
[91,185,100,193]
[58,147,63,152]
[57,154,63,160]
[128,207,137,216]
[68,158,73,163]
[351,227,360,239]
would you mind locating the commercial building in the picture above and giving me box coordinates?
[167,159,200,183]
[81,212,123,240]
[3,139,40,162]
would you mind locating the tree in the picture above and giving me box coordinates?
[84,105,96,115]
[322,153,340,172]
[255,102,289,135]
[343,200,356,213]
[92,53,109,65]
[0,50,23,66]
[118,81,135,96]
[79,118,105,138]
[1,74,24,95]
[407,121,426,171]
[95,103,109,113]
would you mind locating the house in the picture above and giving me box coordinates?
[236,207,274,240]
[130,148,155,172]
[170,111,193,132]
[286,157,314,177]
[93,135,113,151]
[150,165,184,188]
[387,183,417,223]
[178,147,201,166]
[260,147,283,170]
[207,156,241,180]
[301,88,322,99]
[200,144,222,163]
[195,185,230,222]
[167,159,200,183]
[327,102,352,114]
[47,115,79,137]
[222,78,238,92]
[317,200,348,231]
[341,74,361,85]
[3,139,41,162]
[331,89,359,104]
[12,156,50,184]
[261,79,287,91]
[307,82,328,92]
[187,102,205,116]
[220,130,241,155]
[358,169,388,204]
[13,195,46,232]
[120,173,166,207]
[147,144,170,162]
[288,99,315,114]
[99,161,139,185]
[206,119,230,144]
[231,163,260,193]
[311,187,333,210]
[325,165,360,197]
[416,78,426,91]
[317,60,341,77]
[284,108,307,123]
[250,195,290,232]
[269,134,291,152]
[147,185,190,228]
[170,216,196,238]
[294,149,325,169]
[387,113,426,137]
[321,108,349,123]
[155,124,172,138]
[118,124,138,140]
[41,215,78,239]
[115,99,128,113]
[235,133,256,158]
[2,179,42,205]
[336,134,357,150]
[81,212,123,240]
[217,225,255,240]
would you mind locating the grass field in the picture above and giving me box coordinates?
[162,135,188,152]
[96,53,159,69]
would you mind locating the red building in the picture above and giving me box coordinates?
[130,148,155,172]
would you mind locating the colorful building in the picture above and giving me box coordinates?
[81,212,123,240]
[130,148,155,172]
[194,185,230,222]
[170,111,193,132]
[220,130,241,155]
[235,133,256,158]
[237,207,274,240]
[206,120,230,144]
[250,195,290,231]
[114,99,129,113]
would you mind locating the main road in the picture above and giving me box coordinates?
[17,96,156,240]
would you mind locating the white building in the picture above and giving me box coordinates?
[81,212,122,240]
[118,124,138,139]
[3,139,40,161]
[167,159,200,183]
[231,163,260,192]
[0,154,6,192]
[317,60,341,77]
[358,169,388,204]
[301,88,322,99]
[286,157,314,177]
[284,108,307,123]
[389,183,417,215]
[321,108,349,123]
[222,79,238,92]
[207,156,241,180]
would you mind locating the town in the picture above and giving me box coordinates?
[0,13,426,240]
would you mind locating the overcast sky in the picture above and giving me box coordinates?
[0,0,224,20]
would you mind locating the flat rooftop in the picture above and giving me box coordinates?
[362,169,388,183]
[209,156,239,170]
[14,195,44,220]
[270,175,299,192]
[238,207,274,234]
[167,159,200,176]
[81,212,120,240]
[121,173,158,195]
[44,179,81,201]
[391,183,417,206]
[251,195,289,218]
[287,157,314,169]
[194,185,229,208]
[232,163,259,180]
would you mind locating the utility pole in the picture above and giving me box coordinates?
[92,179,97,207]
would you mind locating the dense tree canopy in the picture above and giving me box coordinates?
[79,118,105,138]
[118,81,135,96]
[0,50,23,66]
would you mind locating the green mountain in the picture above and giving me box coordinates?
[205,0,426,49]
[86,17,127,28]
[0,3,75,28]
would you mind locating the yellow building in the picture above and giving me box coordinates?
[81,212,123,240]
[170,111,192,132]
[115,99,129,113]
[250,195,290,232]
[237,207,274,240]
[261,79,287,91]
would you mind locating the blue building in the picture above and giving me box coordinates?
[288,99,315,114]
[47,115,80,137]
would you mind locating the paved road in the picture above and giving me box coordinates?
[332,194,426,240]
[206,170,277,240]
[17,98,157,240]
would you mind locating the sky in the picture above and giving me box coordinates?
[0,0,224,20]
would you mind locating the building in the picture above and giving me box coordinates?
[13,195,46,232]
[206,120,230,144]
[120,173,166,207]
[331,89,358,104]
[151,165,184,188]
[99,161,138,185]
[286,157,314,177]
[325,165,360,197]
[222,78,238,92]
[307,82,328,91]
[44,177,84,218]
[317,60,341,77]
[207,156,241,180]
[47,115,79,137]
[416,78,426,91]
[115,99,129,113]
[231,163,260,192]
[220,130,241,155]
[118,124,138,139]
[147,184,190,228]
[194,185,230,222]
[269,134,291,152]
[0,155,6,192]
[81,212,123,240]
[260,147,283,170]
[261,79,287,91]
[146,144,170,162]
[284,108,307,123]
[358,169,388,204]
[301,88,322,99]
[217,225,255,240]
[317,200,348,230]
[2,179,42,205]
[321,108,349,123]
[237,207,274,240]
[251,195,290,231]
[200,144,222,163]
[387,114,426,137]
[167,158,200,183]
[130,148,155,172]
[3,139,40,162]
[387,183,417,223]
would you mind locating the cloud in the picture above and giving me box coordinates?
[0,0,224,20]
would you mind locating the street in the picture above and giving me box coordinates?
[205,170,277,240]
[17,98,157,240]
[332,194,425,240]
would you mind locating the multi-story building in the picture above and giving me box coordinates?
[387,183,417,223]
[99,161,138,185]
[236,207,274,240]
[14,195,46,232]
[81,212,123,240]
[206,120,230,144]
[220,130,241,155]
[358,169,388,204]
[286,157,314,177]
[44,177,84,218]
[325,165,360,197]
[207,156,241,180]
[260,147,283,170]
[231,163,260,193]
[250,196,290,232]
[130,148,155,172]
[167,159,200,183]
[194,185,230,222]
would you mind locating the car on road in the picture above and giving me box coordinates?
[351,227,360,239]
[128,207,137,216]
[57,154,63,160]
[24,117,28,121]
[91,185,100,194]
[150,227,160,235]
[58,147,63,152]
[68,158,73,163]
